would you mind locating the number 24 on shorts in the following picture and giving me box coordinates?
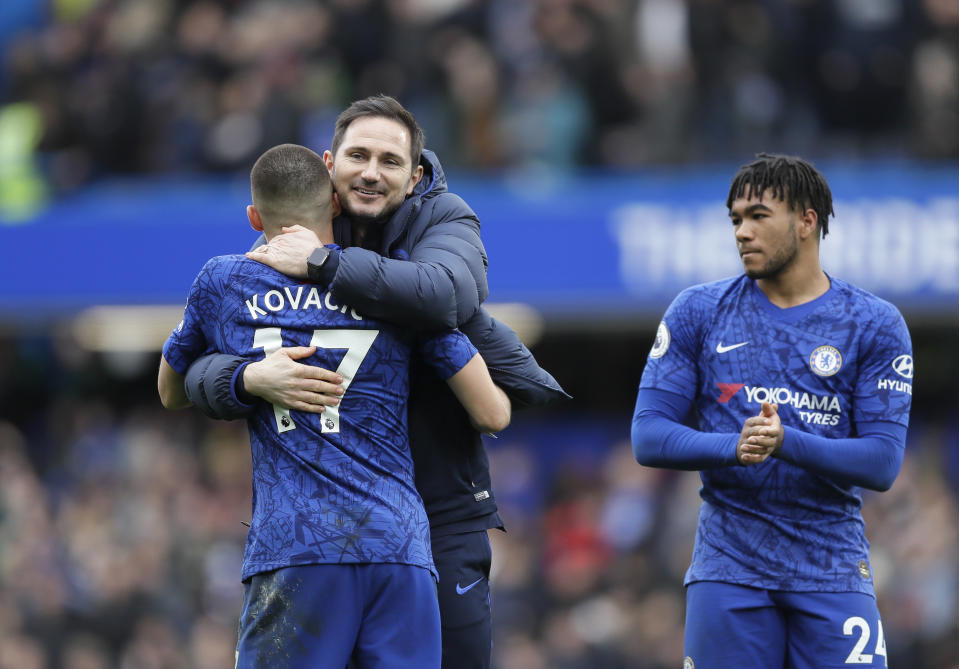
[844,616,886,666]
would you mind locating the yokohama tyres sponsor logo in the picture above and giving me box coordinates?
[716,383,842,413]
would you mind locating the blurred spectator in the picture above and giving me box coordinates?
[803,0,923,156]
[0,403,249,668]
[3,0,959,197]
[909,0,959,158]
[1,339,959,666]
[3,2,959,666]
[0,102,48,222]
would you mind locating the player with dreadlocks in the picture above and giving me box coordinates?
[631,153,913,668]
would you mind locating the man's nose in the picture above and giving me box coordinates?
[361,159,380,181]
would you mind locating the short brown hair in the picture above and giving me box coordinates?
[250,143,332,222]
[330,94,425,168]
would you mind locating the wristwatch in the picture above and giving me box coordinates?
[306,246,331,283]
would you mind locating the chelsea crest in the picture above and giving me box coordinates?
[809,345,842,377]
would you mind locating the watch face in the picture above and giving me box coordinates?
[307,247,330,282]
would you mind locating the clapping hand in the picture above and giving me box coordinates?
[736,402,783,465]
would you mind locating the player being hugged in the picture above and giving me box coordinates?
[158,144,510,669]
[632,153,913,669]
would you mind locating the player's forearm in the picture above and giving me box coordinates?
[468,384,512,435]
[447,354,512,434]
[632,410,739,469]
[776,424,906,491]
[158,356,192,410]
[632,387,740,469]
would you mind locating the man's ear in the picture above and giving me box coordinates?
[248,205,264,232]
[406,164,424,195]
[799,207,819,241]
[323,150,334,173]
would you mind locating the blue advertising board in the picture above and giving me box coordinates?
[2,162,958,322]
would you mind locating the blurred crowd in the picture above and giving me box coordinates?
[3,1,959,667]
[1,345,958,668]
[1,0,959,199]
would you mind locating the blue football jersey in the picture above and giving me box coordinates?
[163,253,478,581]
[640,275,912,594]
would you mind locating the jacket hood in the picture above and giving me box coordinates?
[411,149,447,200]
[374,148,450,252]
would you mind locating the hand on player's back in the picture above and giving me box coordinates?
[736,402,783,465]
[246,225,321,279]
[243,346,344,413]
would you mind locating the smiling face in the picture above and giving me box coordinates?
[324,116,424,224]
[729,187,803,280]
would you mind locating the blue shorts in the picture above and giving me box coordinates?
[433,530,494,669]
[684,581,888,669]
[235,563,441,669]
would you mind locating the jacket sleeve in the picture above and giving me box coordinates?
[460,308,570,408]
[330,194,489,330]
[182,353,256,420]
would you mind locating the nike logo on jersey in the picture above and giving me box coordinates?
[716,341,749,353]
[455,578,484,595]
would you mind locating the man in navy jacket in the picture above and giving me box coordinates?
[182,95,568,668]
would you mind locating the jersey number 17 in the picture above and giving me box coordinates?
[252,327,379,434]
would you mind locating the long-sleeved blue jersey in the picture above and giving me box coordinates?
[633,275,912,594]
[165,253,477,580]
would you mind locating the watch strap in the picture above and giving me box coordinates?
[307,246,340,284]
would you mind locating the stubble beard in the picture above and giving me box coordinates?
[744,231,799,281]
[335,183,405,226]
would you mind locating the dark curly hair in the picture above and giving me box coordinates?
[727,153,834,238]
